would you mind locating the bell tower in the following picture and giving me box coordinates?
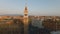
[24,6,28,23]
[23,0,28,34]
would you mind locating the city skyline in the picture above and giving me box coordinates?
[0,0,60,16]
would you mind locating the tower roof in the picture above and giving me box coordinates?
[25,0,28,10]
[25,6,27,10]
[24,0,28,14]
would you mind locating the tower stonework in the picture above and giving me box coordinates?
[23,0,29,34]
[23,6,28,34]
[24,6,28,23]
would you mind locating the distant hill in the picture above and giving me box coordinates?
[0,14,23,16]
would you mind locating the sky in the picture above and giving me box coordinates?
[0,0,60,16]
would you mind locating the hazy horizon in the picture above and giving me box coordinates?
[0,0,60,16]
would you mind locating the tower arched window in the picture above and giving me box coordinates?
[25,14,27,16]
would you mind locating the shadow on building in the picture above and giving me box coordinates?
[0,19,24,34]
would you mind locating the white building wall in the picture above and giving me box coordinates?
[32,18,44,28]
